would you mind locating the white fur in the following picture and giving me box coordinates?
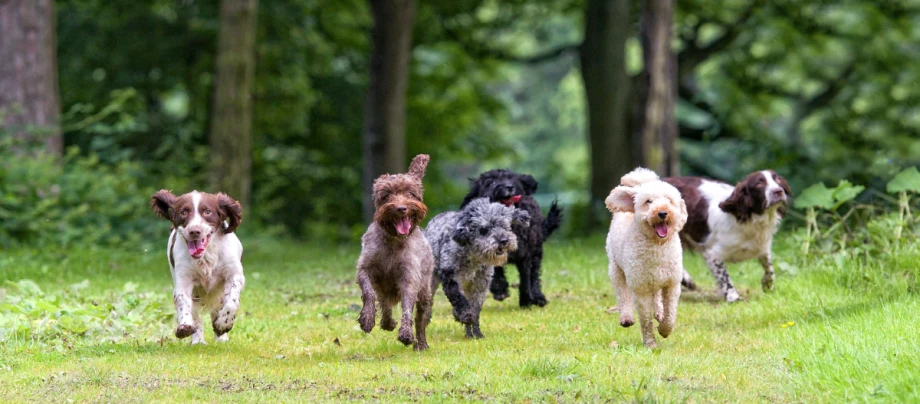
[168,222,245,345]
[605,168,687,348]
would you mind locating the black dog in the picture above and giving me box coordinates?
[460,169,563,307]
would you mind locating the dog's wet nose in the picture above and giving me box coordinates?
[396,206,407,214]
[499,236,509,246]
[771,189,785,199]
[189,229,201,239]
[658,211,668,219]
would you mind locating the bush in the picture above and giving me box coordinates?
[0,144,160,248]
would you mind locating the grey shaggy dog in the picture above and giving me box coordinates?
[426,198,530,339]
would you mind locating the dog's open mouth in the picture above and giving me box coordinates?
[187,234,211,259]
[653,223,669,239]
[500,195,522,207]
[395,217,412,235]
[495,248,506,256]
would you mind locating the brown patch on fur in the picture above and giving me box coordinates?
[151,190,243,233]
[719,172,768,223]
[771,171,793,217]
[662,176,711,244]
[217,193,243,233]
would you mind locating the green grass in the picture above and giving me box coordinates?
[1,236,918,402]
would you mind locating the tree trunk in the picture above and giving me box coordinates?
[580,0,632,215]
[0,0,61,156]
[209,0,258,208]
[361,0,416,222]
[639,0,678,176]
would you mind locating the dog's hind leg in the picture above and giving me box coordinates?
[191,301,206,345]
[609,263,634,327]
[356,269,377,333]
[705,253,740,302]
[636,293,658,348]
[658,283,681,338]
[413,287,432,351]
[380,302,397,331]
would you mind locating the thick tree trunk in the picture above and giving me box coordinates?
[580,0,632,214]
[0,0,61,156]
[361,0,416,222]
[639,0,679,176]
[209,0,258,207]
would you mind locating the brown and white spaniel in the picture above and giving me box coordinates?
[663,170,791,302]
[151,190,244,344]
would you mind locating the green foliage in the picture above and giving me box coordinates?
[793,180,864,211]
[0,141,159,248]
[886,166,920,194]
[0,278,172,348]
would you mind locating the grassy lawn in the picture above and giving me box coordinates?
[1,236,918,402]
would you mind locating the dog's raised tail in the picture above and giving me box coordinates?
[542,199,564,240]
[620,167,659,187]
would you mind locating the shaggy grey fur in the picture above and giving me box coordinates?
[426,198,530,338]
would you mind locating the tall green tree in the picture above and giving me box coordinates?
[0,0,61,156]
[362,0,416,222]
[210,0,258,207]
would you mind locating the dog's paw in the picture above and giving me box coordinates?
[397,327,415,346]
[643,338,658,349]
[175,323,196,339]
[531,293,548,307]
[212,309,237,336]
[358,312,375,333]
[380,315,397,331]
[492,292,509,301]
[762,276,775,292]
[413,340,429,351]
[216,333,230,343]
[619,315,635,328]
[726,289,741,303]
[681,277,698,291]
[658,323,673,338]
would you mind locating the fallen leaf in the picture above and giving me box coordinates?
[333,338,341,346]
[275,354,285,360]
[605,306,618,314]
[609,340,618,349]
[573,325,581,333]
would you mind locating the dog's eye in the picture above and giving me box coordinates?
[180,210,189,217]
[479,227,488,236]
[645,199,652,205]
[203,209,212,215]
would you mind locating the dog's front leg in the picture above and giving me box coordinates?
[635,293,658,348]
[489,266,510,301]
[213,272,245,338]
[705,253,740,302]
[464,270,490,339]
[356,269,376,333]
[758,253,775,292]
[658,283,681,338]
[439,264,474,324]
[172,275,196,339]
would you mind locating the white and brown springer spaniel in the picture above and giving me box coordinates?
[151,190,244,344]
[663,170,792,302]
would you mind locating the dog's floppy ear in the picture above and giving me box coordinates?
[677,199,688,230]
[605,186,636,213]
[408,154,430,180]
[720,184,753,223]
[217,193,243,233]
[151,190,177,221]
[520,174,538,195]
[460,177,481,208]
[511,208,530,227]
[451,221,473,246]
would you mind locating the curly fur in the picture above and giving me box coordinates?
[355,154,435,351]
[606,167,688,348]
[460,169,563,307]
[426,198,530,338]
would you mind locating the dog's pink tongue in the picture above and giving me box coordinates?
[654,223,669,238]
[187,239,205,256]
[395,217,412,235]
[502,195,522,206]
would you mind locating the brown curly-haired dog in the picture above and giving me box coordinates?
[356,154,435,350]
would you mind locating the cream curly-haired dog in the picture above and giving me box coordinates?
[606,167,688,348]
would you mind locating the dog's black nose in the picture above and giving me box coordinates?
[499,236,509,246]
[658,211,668,219]
[396,206,407,214]
[189,229,201,239]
